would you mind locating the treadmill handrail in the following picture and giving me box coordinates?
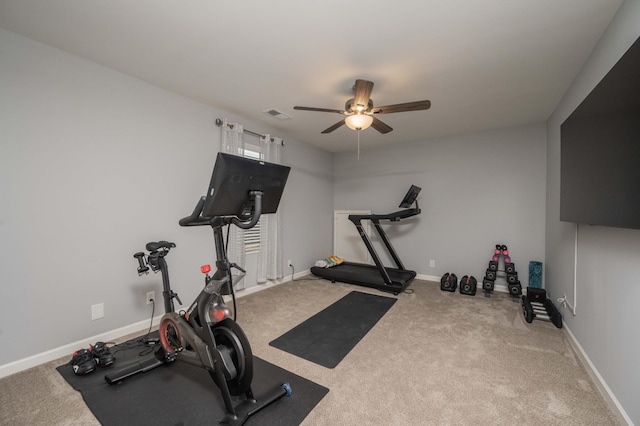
[346,205,421,284]
[348,207,420,223]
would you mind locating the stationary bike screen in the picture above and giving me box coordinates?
[203,153,290,219]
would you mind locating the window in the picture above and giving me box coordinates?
[243,143,262,161]
[243,143,263,254]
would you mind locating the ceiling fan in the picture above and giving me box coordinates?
[294,79,431,134]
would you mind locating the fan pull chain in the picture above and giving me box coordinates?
[357,130,360,160]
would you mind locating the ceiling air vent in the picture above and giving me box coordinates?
[263,108,292,120]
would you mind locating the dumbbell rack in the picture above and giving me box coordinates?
[521,287,562,328]
[482,244,522,296]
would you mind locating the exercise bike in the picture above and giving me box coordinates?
[105,153,292,425]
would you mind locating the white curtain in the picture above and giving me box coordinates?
[219,119,246,290]
[256,135,284,283]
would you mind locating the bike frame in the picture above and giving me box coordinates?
[107,178,291,425]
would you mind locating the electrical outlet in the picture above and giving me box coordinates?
[91,303,104,320]
[146,291,155,305]
[287,259,292,267]
[429,259,435,268]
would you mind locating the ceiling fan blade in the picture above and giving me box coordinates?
[371,117,393,134]
[353,79,374,111]
[321,119,346,134]
[294,106,346,114]
[370,100,431,115]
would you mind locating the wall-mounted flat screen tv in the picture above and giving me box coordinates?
[560,36,640,230]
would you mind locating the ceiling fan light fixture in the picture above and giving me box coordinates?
[294,79,430,135]
[345,114,373,131]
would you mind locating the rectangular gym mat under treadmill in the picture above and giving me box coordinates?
[269,291,397,368]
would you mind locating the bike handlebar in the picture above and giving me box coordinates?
[178,196,210,227]
[178,192,263,230]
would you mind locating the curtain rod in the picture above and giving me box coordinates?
[215,118,284,145]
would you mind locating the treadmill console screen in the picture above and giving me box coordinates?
[399,185,421,208]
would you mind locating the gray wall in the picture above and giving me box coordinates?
[333,124,547,285]
[545,1,640,424]
[0,28,333,366]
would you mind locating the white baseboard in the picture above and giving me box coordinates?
[416,273,440,282]
[563,324,633,425]
[0,271,306,380]
[232,268,307,298]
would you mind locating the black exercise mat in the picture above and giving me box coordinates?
[57,338,328,425]
[269,291,397,368]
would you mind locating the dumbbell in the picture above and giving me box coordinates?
[508,280,522,296]
[506,271,518,284]
[505,262,516,274]
[459,275,477,296]
[483,265,496,292]
[501,245,513,266]
[482,277,494,292]
[440,272,458,292]
[488,260,498,271]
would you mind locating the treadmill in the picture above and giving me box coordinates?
[311,185,421,295]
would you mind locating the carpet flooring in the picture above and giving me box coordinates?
[0,278,622,425]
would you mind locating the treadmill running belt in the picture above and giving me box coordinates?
[311,261,415,294]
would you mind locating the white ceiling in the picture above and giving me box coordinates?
[0,0,623,152]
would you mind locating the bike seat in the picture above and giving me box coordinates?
[146,241,176,252]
